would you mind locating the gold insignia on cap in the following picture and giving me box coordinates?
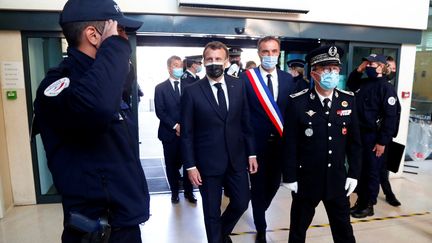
[342,101,348,107]
[306,110,316,117]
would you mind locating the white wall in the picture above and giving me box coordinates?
[394,44,417,175]
[0,0,429,30]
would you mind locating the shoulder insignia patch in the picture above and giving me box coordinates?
[336,88,354,96]
[290,88,308,98]
[44,77,70,97]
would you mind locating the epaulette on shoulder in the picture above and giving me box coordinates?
[289,88,308,98]
[336,88,354,96]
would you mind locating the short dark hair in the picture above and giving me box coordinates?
[257,36,281,51]
[386,56,395,62]
[203,41,229,60]
[62,21,105,48]
[167,55,182,67]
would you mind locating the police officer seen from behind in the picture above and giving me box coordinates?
[225,47,245,77]
[282,45,361,243]
[347,54,401,218]
[181,55,203,86]
[32,0,150,242]
[155,55,196,204]
[287,59,310,91]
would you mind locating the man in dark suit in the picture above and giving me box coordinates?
[155,55,196,204]
[239,36,296,243]
[181,41,258,243]
[282,45,361,243]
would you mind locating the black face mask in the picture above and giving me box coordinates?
[230,60,240,66]
[206,64,224,79]
[387,71,396,80]
[365,67,379,79]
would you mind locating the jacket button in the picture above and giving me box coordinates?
[329,136,332,140]
[328,123,332,127]
[328,163,331,167]
[329,150,332,154]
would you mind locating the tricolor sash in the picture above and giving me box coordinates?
[246,68,284,136]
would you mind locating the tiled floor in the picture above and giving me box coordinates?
[1,160,431,243]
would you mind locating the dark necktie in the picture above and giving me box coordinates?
[214,83,227,117]
[174,81,180,99]
[267,74,274,99]
[323,98,331,115]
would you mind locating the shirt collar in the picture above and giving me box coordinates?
[259,65,278,79]
[314,87,333,104]
[186,69,196,78]
[208,76,226,87]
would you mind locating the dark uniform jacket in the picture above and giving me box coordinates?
[33,36,150,227]
[154,79,181,142]
[181,70,199,86]
[181,75,255,176]
[282,88,362,200]
[347,70,401,145]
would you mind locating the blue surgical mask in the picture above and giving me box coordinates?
[319,71,340,90]
[196,65,202,73]
[261,56,278,69]
[172,68,184,79]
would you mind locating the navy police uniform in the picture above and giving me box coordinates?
[347,54,401,215]
[181,55,202,86]
[287,59,310,91]
[283,46,361,243]
[33,0,150,242]
[225,47,245,77]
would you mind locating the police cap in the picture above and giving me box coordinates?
[287,59,306,68]
[185,55,203,64]
[229,47,243,56]
[362,54,386,64]
[306,45,344,66]
[59,0,143,31]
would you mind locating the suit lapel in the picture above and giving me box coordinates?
[199,77,225,120]
[165,79,180,104]
[328,90,340,122]
[226,78,236,119]
[308,89,327,120]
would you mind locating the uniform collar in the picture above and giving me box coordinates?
[67,47,95,70]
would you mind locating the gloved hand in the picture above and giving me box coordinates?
[226,63,240,76]
[345,177,358,196]
[282,182,298,193]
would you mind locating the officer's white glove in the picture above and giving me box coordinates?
[226,63,240,76]
[345,177,357,197]
[282,182,298,193]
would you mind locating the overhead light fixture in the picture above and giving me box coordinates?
[178,0,309,14]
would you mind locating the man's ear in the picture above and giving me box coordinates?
[84,26,100,46]
[310,70,320,81]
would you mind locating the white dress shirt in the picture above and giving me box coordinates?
[169,77,181,95]
[259,65,279,101]
[208,76,229,110]
[315,87,333,109]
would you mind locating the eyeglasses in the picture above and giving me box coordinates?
[315,65,341,74]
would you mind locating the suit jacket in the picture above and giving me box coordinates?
[181,75,255,176]
[282,88,362,200]
[239,67,296,154]
[154,79,181,142]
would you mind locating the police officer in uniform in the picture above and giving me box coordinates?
[347,54,401,218]
[32,0,150,242]
[181,55,202,86]
[282,45,361,243]
[287,59,310,91]
[225,47,245,77]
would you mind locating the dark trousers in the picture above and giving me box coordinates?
[250,139,282,232]
[162,138,193,195]
[357,132,384,206]
[289,195,355,243]
[199,166,250,243]
[62,225,141,243]
[380,155,395,197]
